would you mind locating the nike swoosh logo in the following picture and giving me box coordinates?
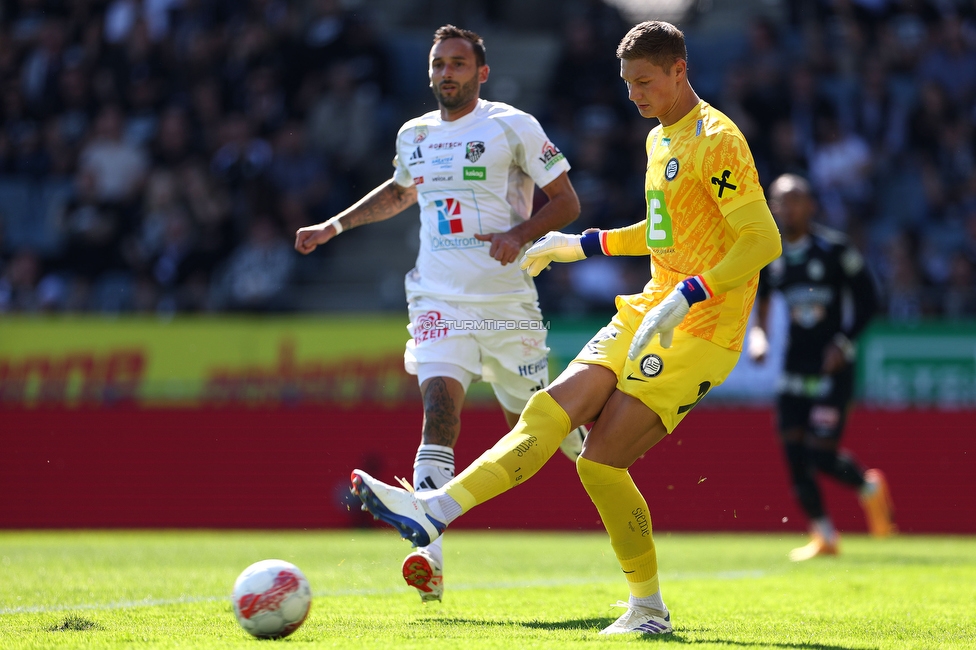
[626,374,647,382]
[622,569,636,574]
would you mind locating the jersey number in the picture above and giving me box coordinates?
[645,190,674,248]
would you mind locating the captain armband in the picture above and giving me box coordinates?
[579,231,611,257]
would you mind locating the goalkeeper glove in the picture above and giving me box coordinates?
[519,230,605,277]
[627,276,712,359]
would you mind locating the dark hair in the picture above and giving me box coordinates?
[616,21,687,72]
[432,24,486,67]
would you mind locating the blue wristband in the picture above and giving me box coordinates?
[580,231,604,258]
[677,276,712,305]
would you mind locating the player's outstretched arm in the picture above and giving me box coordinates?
[518,216,650,276]
[475,172,580,265]
[294,180,418,255]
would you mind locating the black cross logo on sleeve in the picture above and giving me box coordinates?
[710,170,737,198]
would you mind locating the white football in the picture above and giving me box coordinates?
[232,559,312,639]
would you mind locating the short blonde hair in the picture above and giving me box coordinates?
[616,21,687,72]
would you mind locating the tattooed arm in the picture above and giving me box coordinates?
[294,180,419,255]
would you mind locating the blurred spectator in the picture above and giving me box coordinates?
[916,15,976,106]
[306,61,379,183]
[882,231,932,320]
[0,1,972,320]
[55,170,131,304]
[21,16,68,116]
[764,120,809,183]
[211,215,294,312]
[808,110,873,230]
[78,103,149,204]
[269,121,332,217]
[151,104,195,168]
[209,112,272,190]
[0,249,43,312]
[850,55,907,158]
[942,252,976,319]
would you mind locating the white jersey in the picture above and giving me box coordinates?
[393,98,571,303]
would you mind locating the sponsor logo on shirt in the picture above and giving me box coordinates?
[518,357,547,377]
[413,310,447,344]
[428,192,485,251]
[538,141,565,171]
[408,146,423,166]
[415,176,424,185]
[710,169,738,198]
[463,166,486,181]
[431,155,453,169]
[431,174,453,182]
[436,198,463,234]
[645,189,674,248]
[428,141,463,149]
[465,141,485,162]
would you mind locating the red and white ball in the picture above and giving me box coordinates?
[232,559,311,639]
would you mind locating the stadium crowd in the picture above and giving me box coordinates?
[1,0,975,320]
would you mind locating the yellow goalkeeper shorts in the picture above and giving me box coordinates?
[571,305,740,433]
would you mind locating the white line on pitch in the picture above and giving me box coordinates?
[0,569,770,615]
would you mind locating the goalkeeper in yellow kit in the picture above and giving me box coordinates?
[351,21,782,635]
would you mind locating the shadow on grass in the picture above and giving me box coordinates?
[442,617,867,649]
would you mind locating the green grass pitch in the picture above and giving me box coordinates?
[1,530,974,649]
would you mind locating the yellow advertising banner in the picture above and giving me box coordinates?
[0,315,417,406]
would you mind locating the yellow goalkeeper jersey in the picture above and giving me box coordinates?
[611,101,768,352]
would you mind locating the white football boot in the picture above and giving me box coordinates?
[350,470,446,547]
[559,425,587,462]
[600,601,673,635]
[402,548,444,603]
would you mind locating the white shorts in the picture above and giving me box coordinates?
[404,296,550,413]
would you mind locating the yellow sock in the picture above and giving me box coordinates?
[445,391,570,512]
[577,456,660,597]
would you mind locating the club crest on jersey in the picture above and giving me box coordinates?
[413,126,428,143]
[640,354,663,378]
[665,158,679,181]
[465,141,485,162]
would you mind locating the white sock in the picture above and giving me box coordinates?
[630,590,666,612]
[423,490,464,525]
[414,444,455,563]
[413,444,454,492]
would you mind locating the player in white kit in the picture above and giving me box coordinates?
[294,25,584,603]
